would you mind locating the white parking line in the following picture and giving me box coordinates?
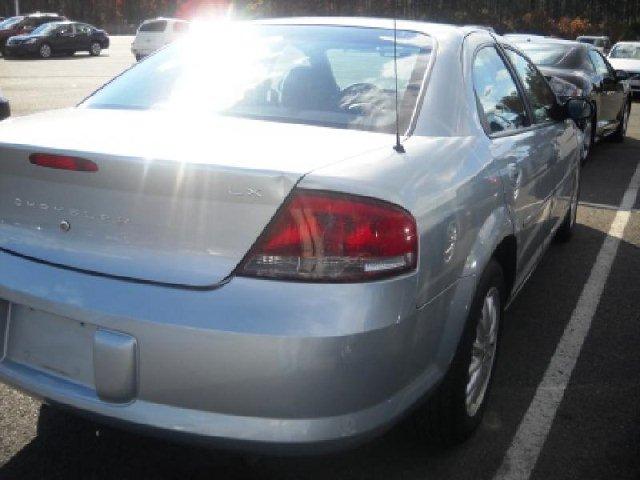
[493,160,640,480]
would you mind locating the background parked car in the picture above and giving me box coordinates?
[576,35,611,54]
[0,89,9,121]
[513,38,631,160]
[4,21,109,59]
[608,42,640,97]
[131,17,189,61]
[0,12,66,56]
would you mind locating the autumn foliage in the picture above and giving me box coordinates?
[1,0,639,40]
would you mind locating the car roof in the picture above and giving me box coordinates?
[25,12,63,18]
[612,41,640,46]
[256,17,491,43]
[41,21,76,27]
[512,37,589,49]
[142,17,187,23]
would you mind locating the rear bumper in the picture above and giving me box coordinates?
[0,250,475,452]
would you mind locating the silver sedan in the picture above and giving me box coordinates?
[0,18,588,452]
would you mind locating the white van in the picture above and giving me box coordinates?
[131,17,189,61]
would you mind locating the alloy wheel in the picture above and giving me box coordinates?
[91,43,101,56]
[40,44,51,58]
[465,286,500,417]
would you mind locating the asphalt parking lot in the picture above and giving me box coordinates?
[1,36,640,480]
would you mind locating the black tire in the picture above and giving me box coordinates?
[413,259,505,446]
[37,404,98,438]
[612,99,631,143]
[38,43,52,59]
[89,42,102,56]
[135,54,144,62]
[555,163,580,243]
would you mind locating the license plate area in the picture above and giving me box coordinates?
[5,305,96,387]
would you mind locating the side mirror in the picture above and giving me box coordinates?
[565,98,592,122]
[0,97,11,121]
[615,70,630,81]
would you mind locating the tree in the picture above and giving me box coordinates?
[1,0,639,40]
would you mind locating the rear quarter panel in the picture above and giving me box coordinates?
[300,31,512,309]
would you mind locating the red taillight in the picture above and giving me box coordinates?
[29,153,98,172]
[239,189,418,282]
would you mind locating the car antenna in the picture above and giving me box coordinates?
[393,1,405,154]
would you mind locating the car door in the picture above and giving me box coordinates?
[472,45,549,286]
[600,51,626,118]
[75,24,91,50]
[503,47,578,234]
[54,23,75,52]
[588,49,624,132]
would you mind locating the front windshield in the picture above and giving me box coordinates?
[84,24,433,134]
[0,16,24,29]
[31,22,62,35]
[609,44,640,60]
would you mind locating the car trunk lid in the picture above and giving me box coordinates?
[0,108,390,287]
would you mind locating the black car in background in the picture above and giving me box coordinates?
[0,89,9,121]
[4,21,109,58]
[513,38,632,160]
[0,12,66,55]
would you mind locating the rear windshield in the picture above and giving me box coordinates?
[518,44,572,66]
[140,20,167,33]
[0,16,24,29]
[609,44,640,60]
[32,22,63,35]
[84,24,433,134]
[32,16,63,26]
[518,43,590,70]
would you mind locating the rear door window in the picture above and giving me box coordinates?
[77,24,92,35]
[140,20,167,33]
[505,49,557,124]
[58,24,75,35]
[472,46,529,134]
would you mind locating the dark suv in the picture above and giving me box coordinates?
[0,13,66,55]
